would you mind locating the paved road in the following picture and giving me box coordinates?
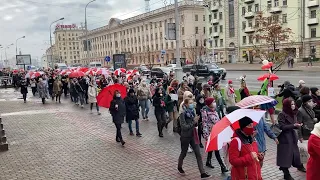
[199,71,320,91]
[0,88,306,180]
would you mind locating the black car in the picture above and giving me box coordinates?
[191,64,224,79]
[151,67,171,78]
[135,66,150,76]
[182,64,194,73]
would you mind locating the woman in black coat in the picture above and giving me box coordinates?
[124,88,141,137]
[20,78,28,103]
[109,90,126,146]
[195,94,205,148]
[153,88,166,137]
[277,98,306,180]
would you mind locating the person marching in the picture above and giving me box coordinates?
[88,79,101,115]
[53,77,63,103]
[153,88,166,137]
[20,78,28,103]
[124,88,142,137]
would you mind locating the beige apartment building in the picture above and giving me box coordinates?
[79,0,206,67]
[52,24,84,66]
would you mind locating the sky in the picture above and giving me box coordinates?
[0,0,168,61]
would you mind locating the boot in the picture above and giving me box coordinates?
[297,165,306,173]
[206,153,214,168]
[220,163,228,173]
[158,123,163,137]
[281,168,294,180]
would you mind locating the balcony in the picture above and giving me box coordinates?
[244,0,254,3]
[244,12,255,19]
[212,32,220,38]
[308,18,319,25]
[269,6,282,13]
[308,0,319,7]
[244,27,255,33]
[211,4,219,11]
[211,19,219,25]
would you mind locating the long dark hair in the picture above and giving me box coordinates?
[113,90,120,99]
[282,98,296,118]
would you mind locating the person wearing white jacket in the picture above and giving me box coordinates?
[88,79,101,115]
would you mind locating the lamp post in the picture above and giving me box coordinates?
[16,36,25,55]
[174,0,183,81]
[5,44,13,67]
[85,0,96,63]
[50,17,64,67]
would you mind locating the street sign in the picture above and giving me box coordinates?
[161,50,166,55]
[105,56,111,62]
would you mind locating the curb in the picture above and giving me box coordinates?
[227,69,302,72]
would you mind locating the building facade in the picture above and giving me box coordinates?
[52,24,84,66]
[79,0,206,67]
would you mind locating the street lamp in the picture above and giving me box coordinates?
[16,36,26,55]
[4,44,13,67]
[49,17,64,67]
[85,0,96,62]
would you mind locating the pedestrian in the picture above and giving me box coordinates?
[164,87,176,130]
[61,75,68,97]
[153,88,166,137]
[195,94,205,148]
[109,90,126,146]
[177,98,211,179]
[48,76,54,100]
[224,80,237,107]
[137,79,152,120]
[306,122,320,180]
[310,87,320,121]
[295,80,306,92]
[239,79,250,100]
[276,81,297,102]
[53,77,62,103]
[177,81,192,106]
[308,55,314,67]
[229,116,263,180]
[297,95,317,140]
[75,78,85,108]
[201,97,228,173]
[201,84,212,99]
[193,82,202,98]
[277,98,306,180]
[295,86,310,108]
[212,84,226,119]
[124,88,142,137]
[70,79,77,103]
[37,78,48,104]
[20,78,28,103]
[88,79,101,115]
[30,78,37,96]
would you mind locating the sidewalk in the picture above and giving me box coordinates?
[221,62,320,72]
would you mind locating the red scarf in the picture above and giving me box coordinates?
[229,87,235,94]
[244,87,250,96]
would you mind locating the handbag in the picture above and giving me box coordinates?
[271,124,282,137]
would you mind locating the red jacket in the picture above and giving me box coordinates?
[229,130,262,180]
[307,134,320,180]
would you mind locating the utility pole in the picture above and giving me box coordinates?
[85,0,96,65]
[174,0,183,81]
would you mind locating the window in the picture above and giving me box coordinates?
[282,14,287,23]
[182,40,186,47]
[203,15,205,21]
[273,15,279,22]
[311,46,316,54]
[248,5,252,12]
[214,12,217,19]
[203,27,206,34]
[214,25,218,32]
[311,10,317,18]
[274,0,279,7]
[182,27,185,35]
[283,0,287,6]
[311,28,317,38]
[209,27,212,34]
[243,36,247,44]
[196,39,199,46]
[195,27,199,34]
[255,19,260,27]
[195,14,198,21]
[268,17,272,24]
[220,39,223,47]
[242,21,246,29]
[249,35,253,44]
[248,20,253,27]
[209,14,212,22]
[242,7,246,15]
[267,1,271,10]
[219,12,223,20]
[220,25,223,33]
[214,39,218,47]
[229,0,235,37]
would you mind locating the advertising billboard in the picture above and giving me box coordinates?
[113,54,126,70]
[16,55,32,65]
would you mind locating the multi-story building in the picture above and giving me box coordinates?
[52,24,84,66]
[79,0,206,67]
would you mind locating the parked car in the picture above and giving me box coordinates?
[182,64,194,73]
[134,66,150,76]
[151,67,171,78]
[191,64,226,79]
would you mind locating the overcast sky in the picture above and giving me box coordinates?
[0,0,168,60]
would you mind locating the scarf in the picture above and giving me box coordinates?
[243,87,250,96]
[184,106,195,119]
[229,87,235,94]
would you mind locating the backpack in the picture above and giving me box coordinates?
[223,137,242,170]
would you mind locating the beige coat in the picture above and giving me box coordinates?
[88,86,98,103]
[53,80,62,95]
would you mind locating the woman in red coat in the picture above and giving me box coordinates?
[229,116,263,180]
[307,122,320,180]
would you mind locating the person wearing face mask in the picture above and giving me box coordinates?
[225,80,236,107]
[177,98,211,179]
[201,84,212,99]
[229,116,263,180]
[88,79,101,115]
[277,98,306,180]
[152,88,166,137]
[201,97,228,173]
[297,95,318,140]
[195,95,205,148]
[310,87,320,121]
[177,82,192,106]
[109,90,126,146]
[124,88,142,137]
[53,77,63,103]
[137,80,152,120]
[295,86,311,108]
[164,87,177,129]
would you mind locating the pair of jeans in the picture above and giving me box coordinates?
[216,105,225,119]
[90,103,100,112]
[207,150,224,165]
[22,93,27,102]
[115,123,123,141]
[139,99,150,118]
[31,87,37,96]
[78,92,85,105]
[198,122,203,144]
[128,119,140,133]
[56,94,61,102]
[73,94,78,104]
[178,137,205,174]
[155,111,166,134]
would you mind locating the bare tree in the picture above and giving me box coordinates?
[185,34,206,64]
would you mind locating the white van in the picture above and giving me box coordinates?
[89,62,102,68]
[55,63,68,70]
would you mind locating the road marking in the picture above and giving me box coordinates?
[1,109,74,117]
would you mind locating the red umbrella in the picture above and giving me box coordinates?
[12,69,19,74]
[69,71,85,78]
[31,72,44,78]
[205,109,265,152]
[236,95,278,109]
[97,84,127,108]
[261,62,273,70]
[96,68,109,76]
[60,69,71,76]
[79,67,89,73]
[114,68,126,76]
[86,70,96,76]
[257,73,279,81]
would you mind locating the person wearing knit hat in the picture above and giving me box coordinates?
[212,84,226,119]
[225,80,237,107]
[297,94,317,140]
[201,97,228,173]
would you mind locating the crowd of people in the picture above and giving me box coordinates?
[8,67,320,180]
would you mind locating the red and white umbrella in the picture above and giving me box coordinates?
[12,69,19,74]
[96,68,109,76]
[25,71,34,79]
[31,72,44,79]
[86,70,96,76]
[69,71,85,78]
[236,95,278,109]
[60,69,71,76]
[205,109,266,152]
[114,68,126,76]
[257,73,279,81]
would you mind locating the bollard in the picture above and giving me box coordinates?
[0,117,8,151]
